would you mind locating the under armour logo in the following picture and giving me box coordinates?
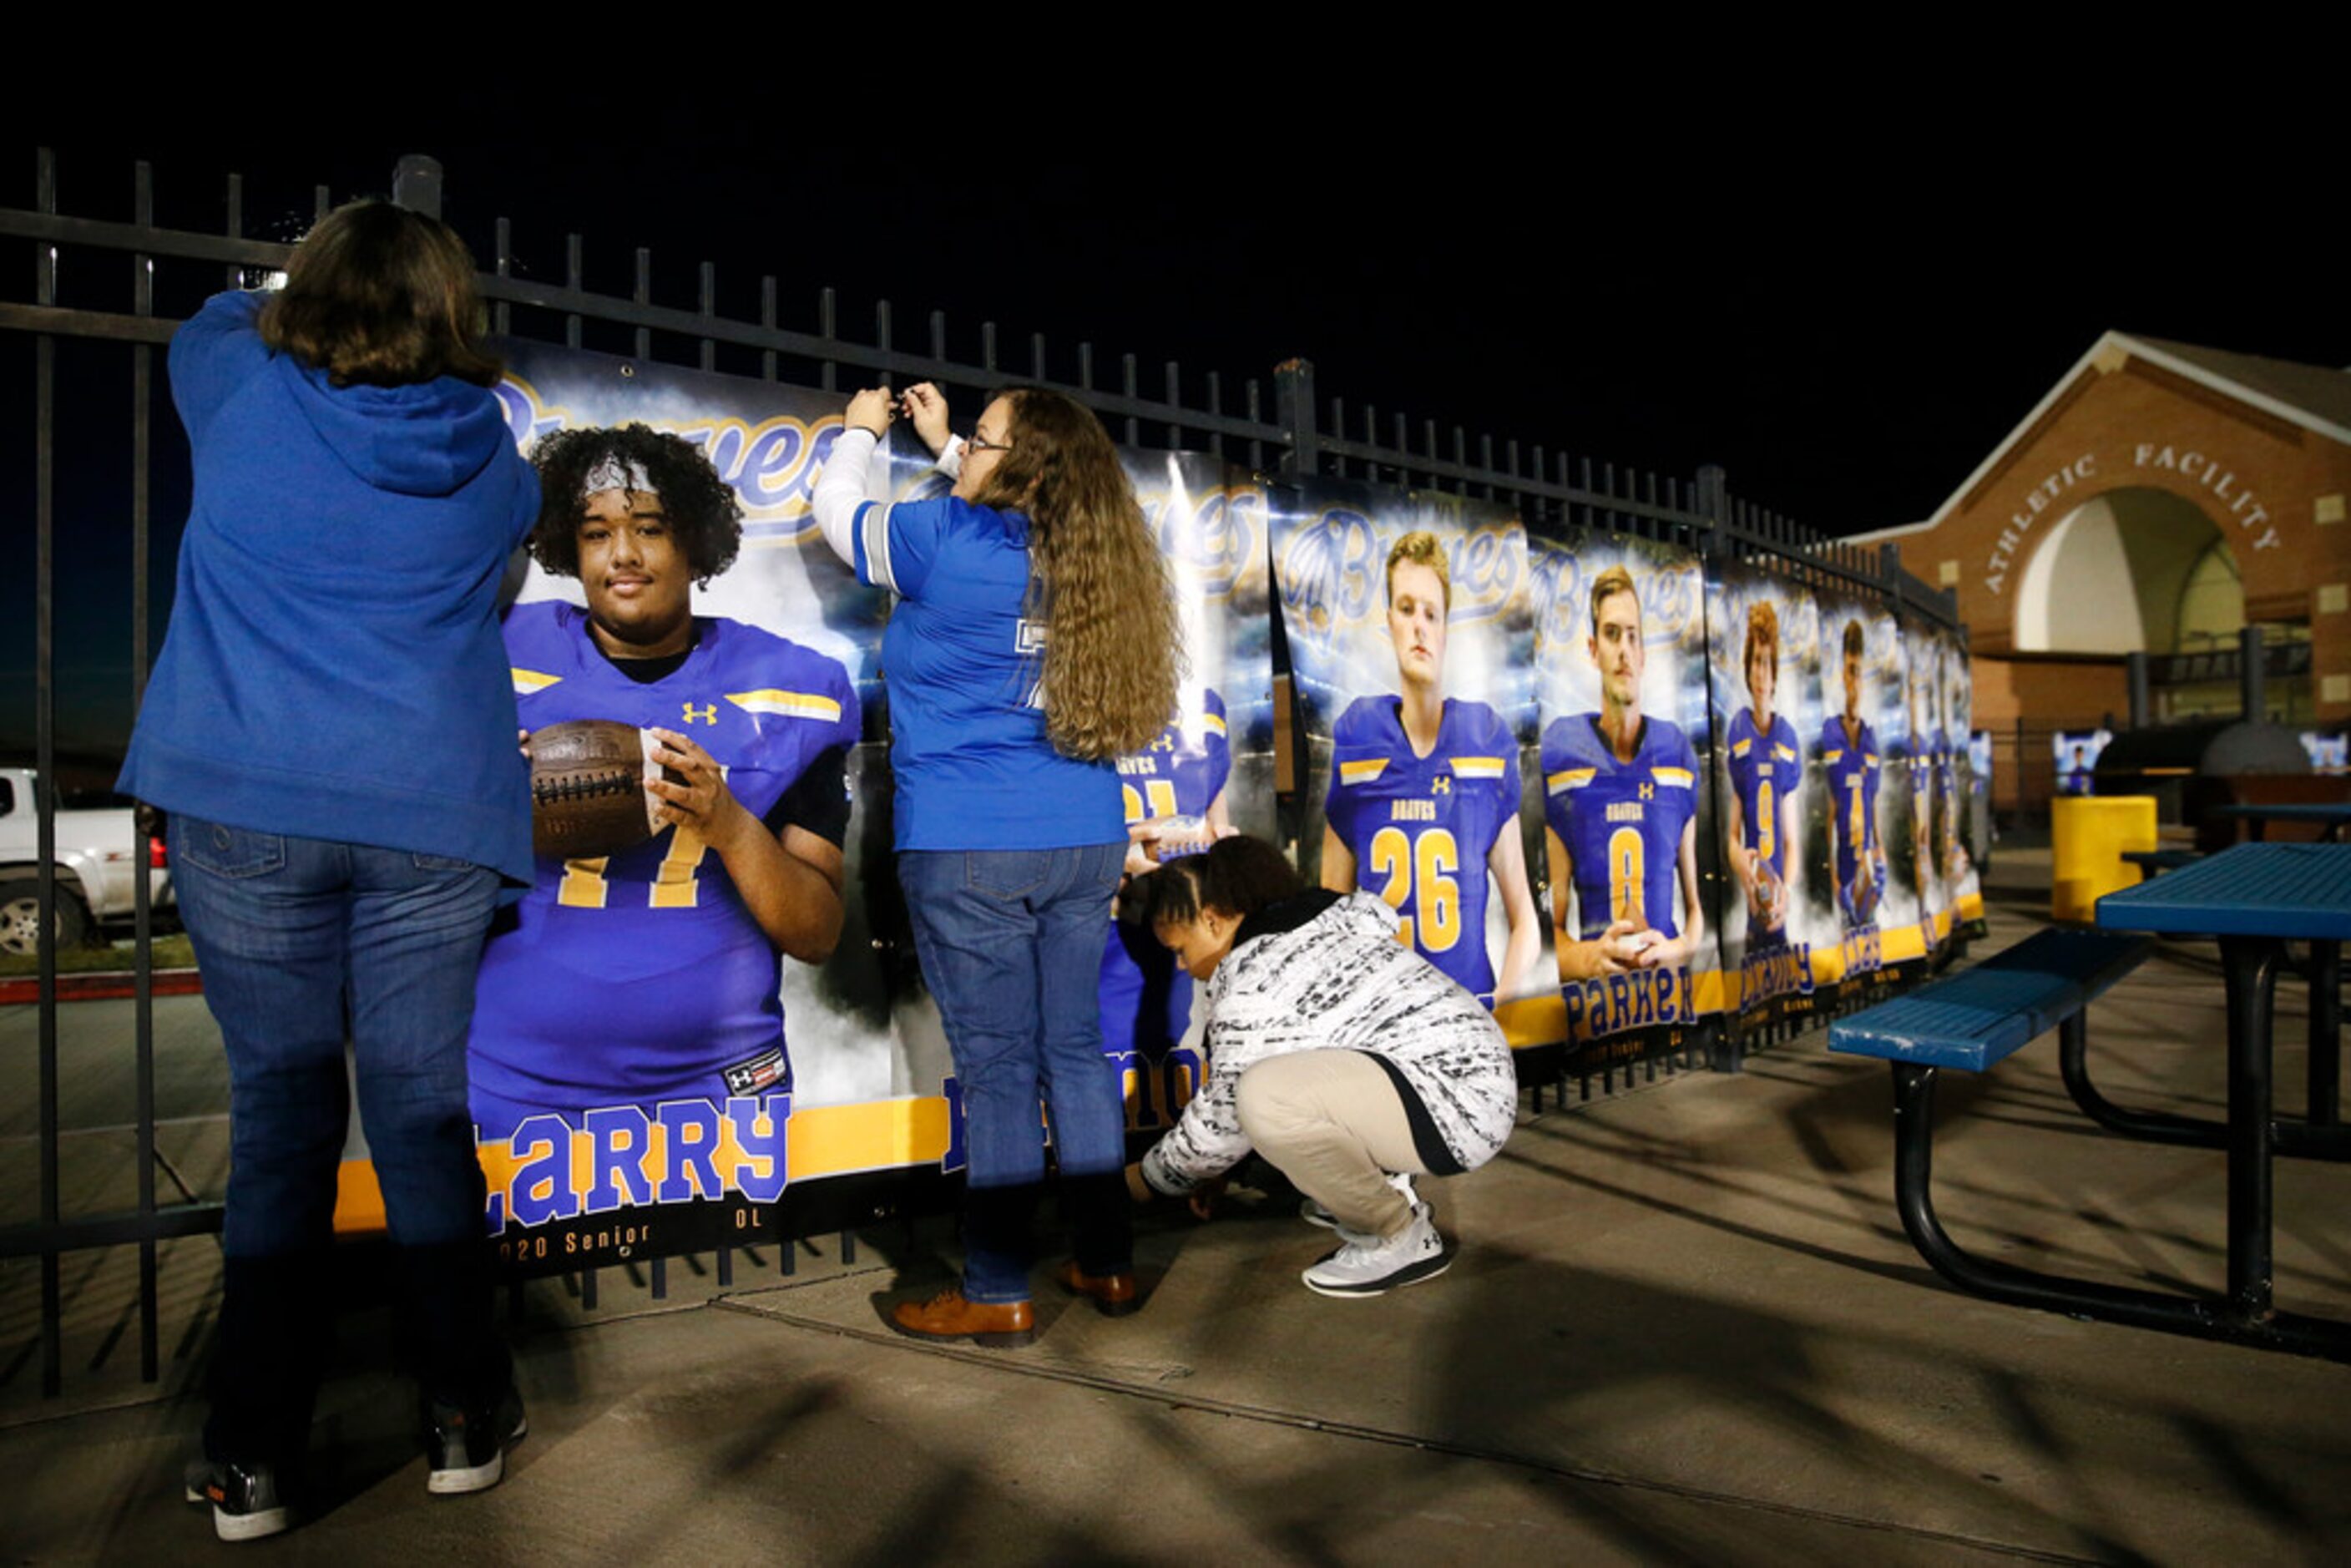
[1433,776,1452,795]
[682,702,717,725]
[1640,782,1656,801]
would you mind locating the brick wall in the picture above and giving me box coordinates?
[1895,341,2351,720]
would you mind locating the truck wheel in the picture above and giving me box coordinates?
[0,878,92,957]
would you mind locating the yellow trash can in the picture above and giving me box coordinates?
[2051,795,2157,923]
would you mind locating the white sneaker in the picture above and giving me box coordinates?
[1301,1201,1449,1297]
[1300,1172,1416,1231]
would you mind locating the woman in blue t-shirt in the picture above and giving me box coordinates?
[814,381,1180,1345]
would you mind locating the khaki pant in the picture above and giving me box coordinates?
[1235,1050,1426,1240]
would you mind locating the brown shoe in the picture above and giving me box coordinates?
[1054,1261,1141,1317]
[889,1288,1036,1348]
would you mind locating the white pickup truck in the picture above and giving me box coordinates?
[0,767,174,956]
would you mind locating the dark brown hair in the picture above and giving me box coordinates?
[258,200,500,388]
[966,386,1180,759]
[1129,835,1304,928]
[1843,618,1866,660]
[528,424,742,585]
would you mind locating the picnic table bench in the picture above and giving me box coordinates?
[1833,852,2351,1361]
[1831,932,2163,1335]
[2121,848,2202,874]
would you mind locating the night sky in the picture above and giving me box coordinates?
[8,104,2344,766]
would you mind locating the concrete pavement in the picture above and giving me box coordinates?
[3,852,2347,1563]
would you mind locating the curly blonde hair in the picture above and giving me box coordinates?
[968,387,1181,759]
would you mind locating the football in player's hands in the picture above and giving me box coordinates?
[528,719,665,859]
[1851,868,1881,923]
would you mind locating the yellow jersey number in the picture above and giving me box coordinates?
[1755,778,1775,861]
[1122,777,1180,824]
[1607,825,1646,929]
[1367,826,1461,953]
[557,827,711,910]
[556,763,726,910]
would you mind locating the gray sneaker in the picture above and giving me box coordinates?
[1300,1172,1417,1231]
[184,1458,291,1542]
[1301,1201,1449,1297]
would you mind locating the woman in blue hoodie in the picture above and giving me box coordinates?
[121,201,537,1540]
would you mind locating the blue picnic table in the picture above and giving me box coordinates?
[2095,842,2351,1358]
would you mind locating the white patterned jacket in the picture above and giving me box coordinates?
[1140,891,1518,1196]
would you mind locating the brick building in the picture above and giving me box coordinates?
[1856,335,2351,741]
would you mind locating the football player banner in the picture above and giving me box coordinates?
[319,342,1272,1274]
[1528,525,1723,1075]
[1267,479,1555,1040]
[1935,630,1985,935]
[1897,611,1954,959]
[1702,561,1823,1034]
[1813,590,1926,1001]
[1098,453,1277,1135]
[2054,730,2112,797]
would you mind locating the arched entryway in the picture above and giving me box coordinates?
[2014,487,2240,655]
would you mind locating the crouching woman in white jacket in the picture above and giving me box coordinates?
[1125,836,1518,1297]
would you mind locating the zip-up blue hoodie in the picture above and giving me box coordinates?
[120,290,540,883]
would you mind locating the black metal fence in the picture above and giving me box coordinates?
[1,147,1961,1398]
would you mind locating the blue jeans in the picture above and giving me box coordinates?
[899,842,1130,1302]
[171,815,506,1462]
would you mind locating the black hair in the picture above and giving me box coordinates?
[528,423,743,586]
[1127,835,1304,928]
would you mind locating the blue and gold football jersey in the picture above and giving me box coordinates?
[1908,731,1936,898]
[1933,726,1959,873]
[1324,696,1520,1005]
[1822,712,1882,923]
[468,601,860,1139]
[1725,707,1800,939]
[1100,691,1232,1061]
[1541,714,1700,942]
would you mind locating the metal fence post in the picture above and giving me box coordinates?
[2240,625,2266,721]
[1275,358,1317,483]
[1692,467,1737,1075]
[1695,463,1728,528]
[392,154,443,219]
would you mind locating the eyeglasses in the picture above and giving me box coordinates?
[967,429,1014,454]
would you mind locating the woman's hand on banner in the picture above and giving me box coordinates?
[899,382,952,455]
[845,387,896,442]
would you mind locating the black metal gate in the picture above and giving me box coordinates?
[1,146,1959,1398]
